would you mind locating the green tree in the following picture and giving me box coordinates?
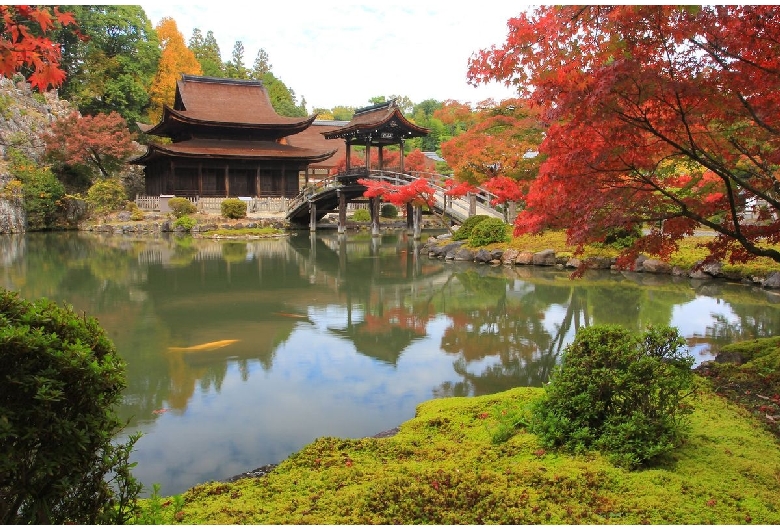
[224,40,249,79]
[189,28,224,77]
[331,106,355,121]
[55,5,159,129]
[262,72,306,117]
[250,48,272,78]
[7,149,66,231]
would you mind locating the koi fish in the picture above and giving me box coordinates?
[274,312,308,319]
[167,339,239,352]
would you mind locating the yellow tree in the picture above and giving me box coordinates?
[147,17,202,123]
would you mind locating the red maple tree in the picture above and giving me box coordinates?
[468,6,780,265]
[44,111,136,179]
[0,6,80,91]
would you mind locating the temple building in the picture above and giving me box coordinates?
[133,75,339,198]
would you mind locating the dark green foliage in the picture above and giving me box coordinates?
[603,225,642,249]
[530,325,695,469]
[468,218,511,247]
[380,203,399,218]
[168,197,197,218]
[8,149,65,231]
[221,198,247,219]
[351,208,371,222]
[0,289,141,524]
[452,215,489,241]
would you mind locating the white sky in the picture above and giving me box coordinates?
[137,1,525,112]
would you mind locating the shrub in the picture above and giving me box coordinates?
[452,215,489,241]
[351,208,371,222]
[221,198,247,219]
[7,148,65,230]
[468,218,510,247]
[603,225,642,249]
[380,203,398,218]
[173,214,197,231]
[530,325,695,469]
[85,178,126,217]
[0,289,142,524]
[168,197,197,218]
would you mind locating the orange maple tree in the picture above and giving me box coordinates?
[0,5,80,91]
[468,5,780,265]
[147,17,203,123]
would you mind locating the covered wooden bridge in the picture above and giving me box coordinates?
[285,100,503,236]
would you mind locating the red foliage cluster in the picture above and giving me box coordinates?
[0,6,81,91]
[468,6,780,264]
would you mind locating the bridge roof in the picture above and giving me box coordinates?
[321,100,429,146]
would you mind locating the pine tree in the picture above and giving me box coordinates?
[189,28,224,77]
[250,48,272,79]
[225,40,249,79]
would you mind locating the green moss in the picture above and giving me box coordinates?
[136,384,780,525]
[200,227,284,238]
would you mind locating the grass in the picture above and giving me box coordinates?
[134,374,780,524]
[198,227,284,238]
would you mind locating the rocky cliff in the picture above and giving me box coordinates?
[0,76,74,233]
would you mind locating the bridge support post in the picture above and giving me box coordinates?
[405,203,414,235]
[469,193,477,216]
[413,205,422,240]
[309,201,317,232]
[337,189,346,234]
[370,197,380,237]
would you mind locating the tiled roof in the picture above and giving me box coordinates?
[322,100,429,140]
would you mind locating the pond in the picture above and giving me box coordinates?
[2,230,780,496]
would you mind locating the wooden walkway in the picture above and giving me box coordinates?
[285,169,506,230]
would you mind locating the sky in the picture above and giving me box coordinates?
[137,1,525,113]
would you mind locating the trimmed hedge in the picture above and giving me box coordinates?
[468,218,511,247]
[452,215,489,241]
[168,197,197,218]
[221,198,247,219]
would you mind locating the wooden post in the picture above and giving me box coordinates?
[365,141,371,171]
[399,139,405,174]
[370,196,380,237]
[198,162,203,197]
[413,204,422,240]
[346,142,352,170]
[338,189,346,234]
[469,193,476,216]
[224,164,230,197]
[378,146,384,171]
[309,200,317,232]
[406,203,414,235]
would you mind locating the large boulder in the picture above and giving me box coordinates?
[532,249,557,266]
[642,259,672,274]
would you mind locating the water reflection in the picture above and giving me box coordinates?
[1,231,779,495]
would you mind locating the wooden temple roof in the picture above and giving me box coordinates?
[134,75,337,164]
[322,100,429,146]
[140,75,318,138]
[133,138,337,164]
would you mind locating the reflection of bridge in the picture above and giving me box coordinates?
[285,168,505,232]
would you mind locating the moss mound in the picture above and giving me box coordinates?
[140,383,780,524]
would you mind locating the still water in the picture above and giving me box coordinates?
[2,231,780,495]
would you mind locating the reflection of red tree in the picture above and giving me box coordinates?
[363,305,433,335]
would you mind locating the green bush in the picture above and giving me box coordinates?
[221,198,247,219]
[603,225,642,249]
[468,218,510,247]
[530,325,695,469]
[173,214,197,231]
[168,197,197,218]
[351,208,371,222]
[85,178,126,217]
[8,148,65,231]
[0,289,142,524]
[452,215,489,241]
[380,203,398,218]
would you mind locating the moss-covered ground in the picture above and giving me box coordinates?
[136,360,780,524]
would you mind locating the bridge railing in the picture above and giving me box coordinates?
[287,169,506,222]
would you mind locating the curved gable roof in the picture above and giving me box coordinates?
[322,100,429,143]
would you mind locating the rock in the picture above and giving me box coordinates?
[585,256,613,269]
[491,249,504,261]
[566,257,581,269]
[763,271,780,289]
[634,254,648,272]
[701,261,723,277]
[501,249,518,265]
[454,248,476,261]
[516,251,535,265]
[475,249,493,263]
[641,259,672,274]
[532,249,556,266]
